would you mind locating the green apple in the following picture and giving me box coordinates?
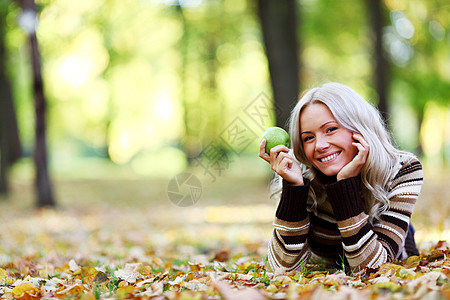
[261,127,291,154]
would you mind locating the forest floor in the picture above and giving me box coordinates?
[0,164,449,299]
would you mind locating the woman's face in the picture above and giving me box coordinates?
[300,103,358,176]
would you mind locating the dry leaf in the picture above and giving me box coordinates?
[56,284,86,297]
[426,250,445,262]
[0,268,7,284]
[402,255,422,269]
[12,282,39,298]
[68,259,80,272]
[375,263,404,277]
[213,280,266,300]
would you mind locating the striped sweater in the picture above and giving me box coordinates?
[268,155,423,274]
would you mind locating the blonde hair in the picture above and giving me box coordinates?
[271,82,413,223]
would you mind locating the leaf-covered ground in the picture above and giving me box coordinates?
[0,173,449,299]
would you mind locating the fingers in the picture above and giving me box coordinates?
[259,140,290,163]
[259,139,270,162]
[270,144,290,158]
[272,152,291,171]
[352,132,369,164]
[353,133,369,150]
[352,143,367,164]
[259,141,303,185]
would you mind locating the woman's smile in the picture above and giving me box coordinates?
[318,151,341,163]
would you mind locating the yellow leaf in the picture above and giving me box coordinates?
[397,268,416,280]
[178,293,203,300]
[304,270,328,279]
[140,265,152,276]
[84,270,109,287]
[12,282,39,297]
[277,275,293,285]
[80,292,97,300]
[266,284,277,293]
[0,268,7,284]
[81,266,98,278]
[116,286,136,298]
[402,255,421,269]
[237,262,255,271]
[56,284,86,297]
[376,263,404,277]
[118,280,128,288]
[372,281,401,292]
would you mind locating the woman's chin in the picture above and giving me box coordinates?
[315,165,341,177]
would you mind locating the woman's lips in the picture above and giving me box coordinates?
[318,151,340,163]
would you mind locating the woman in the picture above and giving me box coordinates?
[259,82,423,274]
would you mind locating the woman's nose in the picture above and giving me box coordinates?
[315,136,330,151]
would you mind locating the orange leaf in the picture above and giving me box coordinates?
[55,284,86,297]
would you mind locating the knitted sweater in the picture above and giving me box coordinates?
[268,155,423,273]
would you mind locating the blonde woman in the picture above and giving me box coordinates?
[259,82,423,274]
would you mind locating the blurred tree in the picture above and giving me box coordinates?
[0,0,22,196]
[385,0,449,157]
[176,1,227,163]
[17,0,55,207]
[367,0,389,121]
[177,4,201,161]
[257,0,300,130]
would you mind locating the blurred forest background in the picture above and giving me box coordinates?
[0,0,448,240]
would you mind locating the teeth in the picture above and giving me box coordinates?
[320,153,339,162]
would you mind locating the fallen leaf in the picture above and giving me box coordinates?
[375,263,404,277]
[213,280,266,300]
[68,259,80,272]
[55,284,86,298]
[407,271,447,290]
[435,240,450,250]
[12,282,39,296]
[116,286,137,298]
[402,255,422,269]
[371,281,401,292]
[213,249,230,262]
[426,250,444,262]
[0,268,7,284]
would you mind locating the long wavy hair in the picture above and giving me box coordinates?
[270,82,413,223]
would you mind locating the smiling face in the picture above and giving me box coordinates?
[300,102,358,176]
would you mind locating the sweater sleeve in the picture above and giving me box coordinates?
[325,158,424,273]
[268,179,311,271]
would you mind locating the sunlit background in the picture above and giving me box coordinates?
[1,0,449,248]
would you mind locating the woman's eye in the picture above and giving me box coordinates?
[303,136,314,142]
[326,127,338,133]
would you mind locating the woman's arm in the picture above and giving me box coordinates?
[325,158,424,273]
[267,179,311,271]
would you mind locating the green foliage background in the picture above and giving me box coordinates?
[2,0,449,179]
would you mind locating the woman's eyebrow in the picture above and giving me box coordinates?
[320,120,338,128]
[301,120,337,135]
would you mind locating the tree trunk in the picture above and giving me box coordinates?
[0,1,22,196]
[257,0,300,130]
[18,0,55,207]
[367,0,389,122]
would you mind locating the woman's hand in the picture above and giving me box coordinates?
[259,139,304,186]
[336,133,369,181]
